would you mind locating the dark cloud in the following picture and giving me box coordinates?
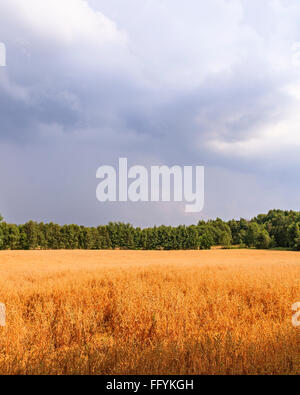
[1,0,300,226]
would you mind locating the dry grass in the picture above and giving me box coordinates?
[0,249,299,375]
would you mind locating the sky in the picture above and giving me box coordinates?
[1,0,300,227]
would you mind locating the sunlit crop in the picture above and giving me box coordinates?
[0,250,299,375]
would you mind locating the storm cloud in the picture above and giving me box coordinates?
[1,0,300,227]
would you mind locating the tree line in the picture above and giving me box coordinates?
[0,209,300,251]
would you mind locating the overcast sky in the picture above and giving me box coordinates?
[1,0,300,227]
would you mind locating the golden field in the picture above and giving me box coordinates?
[0,249,299,375]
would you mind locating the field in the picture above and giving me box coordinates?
[0,249,299,375]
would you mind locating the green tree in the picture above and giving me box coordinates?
[199,233,213,250]
[245,222,260,248]
[220,231,231,248]
[255,230,271,249]
[287,223,300,249]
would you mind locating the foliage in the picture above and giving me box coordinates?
[1,209,300,250]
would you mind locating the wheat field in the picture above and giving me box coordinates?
[0,249,299,375]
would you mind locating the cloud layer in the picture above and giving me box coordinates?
[1,0,300,226]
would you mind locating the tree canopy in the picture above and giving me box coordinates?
[0,209,300,251]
